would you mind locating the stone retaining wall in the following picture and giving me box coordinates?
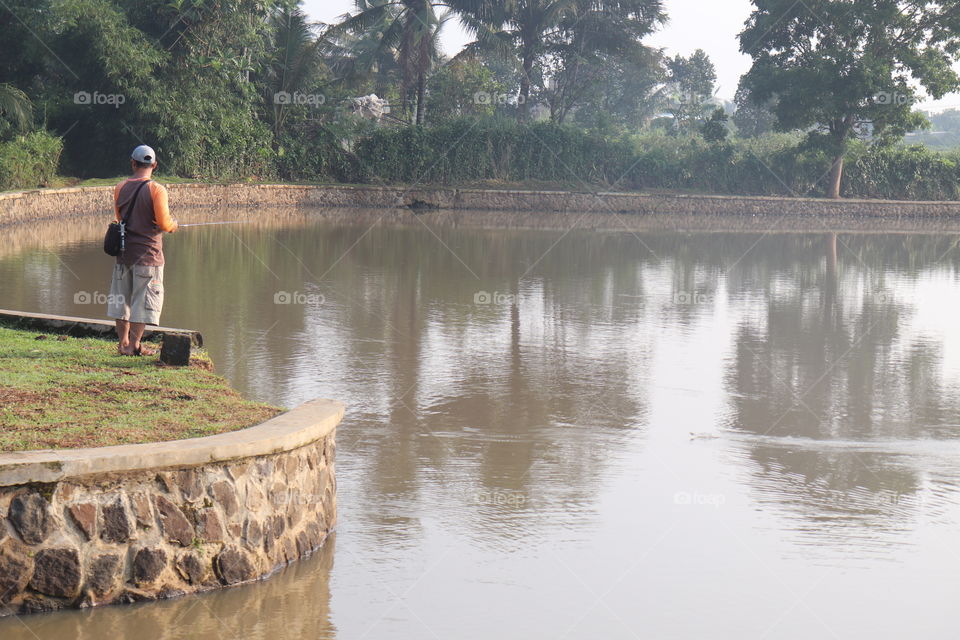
[0,399,343,616]
[4,183,960,224]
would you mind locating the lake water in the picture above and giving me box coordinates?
[2,208,960,638]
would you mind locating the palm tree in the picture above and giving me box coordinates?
[454,0,665,122]
[452,0,567,122]
[263,6,325,139]
[323,6,402,100]
[332,0,443,125]
[0,84,32,133]
[562,1,665,120]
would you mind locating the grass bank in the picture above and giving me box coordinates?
[46,176,601,192]
[0,325,281,452]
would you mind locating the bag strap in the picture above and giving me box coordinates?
[120,180,151,225]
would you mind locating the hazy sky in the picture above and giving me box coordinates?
[303,0,960,111]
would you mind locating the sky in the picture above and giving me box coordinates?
[303,0,960,112]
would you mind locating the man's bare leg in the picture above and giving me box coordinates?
[116,319,131,354]
[128,322,155,355]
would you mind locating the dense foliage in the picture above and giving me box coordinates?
[354,120,960,201]
[1,0,959,199]
[355,118,635,184]
[0,131,63,191]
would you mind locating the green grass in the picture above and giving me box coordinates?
[0,325,282,452]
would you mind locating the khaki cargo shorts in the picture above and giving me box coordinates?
[106,264,164,326]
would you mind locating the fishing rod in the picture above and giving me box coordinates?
[177,221,247,227]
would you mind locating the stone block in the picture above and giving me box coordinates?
[100,497,132,543]
[159,333,191,366]
[87,554,121,597]
[245,484,265,511]
[226,461,250,481]
[176,552,208,585]
[132,548,167,586]
[304,523,322,550]
[286,490,303,528]
[242,519,262,549]
[281,536,296,564]
[130,492,154,528]
[30,548,81,598]
[210,481,238,517]
[215,547,254,585]
[67,503,97,540]
[9,493,52,545]
[155,472,176,494]
[154,495,194,546]
[19,596,64,614]
[271,514,285,537]
[194,508,223,542]
[0,539,33,603]
[177,469,203,501]
[295,531,311,558]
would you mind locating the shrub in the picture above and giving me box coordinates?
[274,127,367,184]
[349,121,960,199]
[0,131,63,191]
[845,145,960,200]
[354,118,635,186]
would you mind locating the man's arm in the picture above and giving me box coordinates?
[114,183,123,222]
[148,182,178,232]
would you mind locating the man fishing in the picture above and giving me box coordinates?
[106,145,178,356]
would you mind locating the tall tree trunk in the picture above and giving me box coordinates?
[827,116,854,199]
[400,85,409,122]
[556,52,582,125]
[415,71,426,125]
[827,154,844,199]
[519,49,534,122]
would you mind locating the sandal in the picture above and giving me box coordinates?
[134,344,157,356]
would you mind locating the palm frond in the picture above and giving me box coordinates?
[0,84,32,132]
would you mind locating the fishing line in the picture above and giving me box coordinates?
[177,221,247,227]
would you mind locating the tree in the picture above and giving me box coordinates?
[732,80,776,138]
[740,0,960,199]
[126,0,283,178]
[322,4,403,101]
[542,0,665,124]
[0,0,53,93]
[425,57,505,121]
[664,49,716,133]
[569,48,669,133]
[454,0,564,122]
[701,107,729,143]
[39,0,165,175]
[457,0,665,123]
[333,0,443,125]
[262,5,326,139]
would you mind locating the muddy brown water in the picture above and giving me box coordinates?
[2,208,960,638]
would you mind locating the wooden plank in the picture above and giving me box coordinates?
[0,309,203,346]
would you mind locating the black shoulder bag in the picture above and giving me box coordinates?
[103,180,150,257]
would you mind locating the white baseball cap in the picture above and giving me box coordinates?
[131,145,157,164]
